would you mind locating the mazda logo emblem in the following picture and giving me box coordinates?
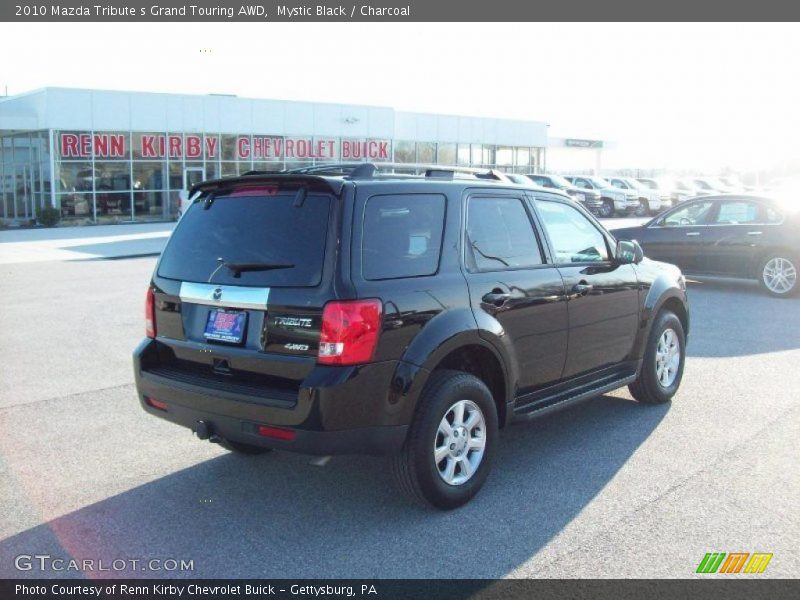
[212,288,223,301]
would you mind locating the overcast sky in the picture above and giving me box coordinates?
[2,22,798,172]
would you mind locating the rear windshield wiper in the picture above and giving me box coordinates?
[209,258,295,281]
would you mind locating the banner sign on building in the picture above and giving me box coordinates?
[59,133,390,161]
[564,138,603,149]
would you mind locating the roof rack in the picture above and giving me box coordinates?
[284,162,512,182]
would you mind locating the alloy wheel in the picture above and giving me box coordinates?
[655,328,680,388]
[762,257,797,295]
[434,399,486,486]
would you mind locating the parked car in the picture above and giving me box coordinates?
[521,173,604,215]
[605,176,662,216]
[692,177,729,196]
[636,177,696,208]
[613,194,798,297]
[565,175,640,217]
[134,162,690,509]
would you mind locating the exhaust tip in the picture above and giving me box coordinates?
[194,420,212,440]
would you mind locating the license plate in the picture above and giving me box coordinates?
[204,309,247,344]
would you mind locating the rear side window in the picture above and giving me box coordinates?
[362,194,445,280]
[158,190,331,287]
[466,197,543,271]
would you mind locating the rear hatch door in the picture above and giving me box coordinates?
[146,179,345,406]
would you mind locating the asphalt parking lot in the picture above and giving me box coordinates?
[0,222,798,579]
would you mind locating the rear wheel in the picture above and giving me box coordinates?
[629,310,686,404]
[392,370,498,509]
[635,199,649,217]
[759,254,798,298]
[218,439,273,455]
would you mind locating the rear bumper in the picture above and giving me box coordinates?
[133,338,413,455]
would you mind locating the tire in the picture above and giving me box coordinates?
[598,200,614,218]
[218,439,273,455]
[635,200,649,217]
[758,253,798,298]
[629,310,686,404]
[392,370,498,510]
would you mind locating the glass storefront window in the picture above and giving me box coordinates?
[133,162,166,190]
[57,193,93,221]
[496,147,513,167]
[134,191,166,221]
[394,140,415,163]
[457,144,470,166]
[57,162,94,192]
[416,142,436,164]
[437,144,456,166]
[96,191,132,221]
[221,135,239,161]
[95,162,132,192]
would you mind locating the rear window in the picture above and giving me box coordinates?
[362,194,445,280]
[158,191,331,287]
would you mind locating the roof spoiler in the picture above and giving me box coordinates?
[189,173,345,197]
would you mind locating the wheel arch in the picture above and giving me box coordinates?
[390,314,515,429]
[631,277,689,361]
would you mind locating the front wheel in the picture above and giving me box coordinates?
[392,370,498,509]
[759,254,798,297]
[598,200,614,218]
[629,310,686,404]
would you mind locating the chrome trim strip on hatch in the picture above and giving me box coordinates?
[179,282,270,310]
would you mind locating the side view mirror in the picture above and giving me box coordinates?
[615,239,644,264]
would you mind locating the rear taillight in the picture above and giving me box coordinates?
[318,299,382,366]
[145,287,156,338]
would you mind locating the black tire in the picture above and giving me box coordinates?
[392,370,498,510]
[598,200,614,218]
[635,200,649,217]
[218,439,273,455]
[757,253,798,298]
[629,310,686,404]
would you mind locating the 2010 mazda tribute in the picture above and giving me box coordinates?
[134,163,689,509]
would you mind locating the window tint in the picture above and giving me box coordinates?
[574,178,590,189]
[535,200,610,263]
[362,194,445,280]
[466,197,542,271]
[530,175,547,186]
[660,201,714,226]
[714,201,759,224]
[158,191,331,287]
[766,206,783,223]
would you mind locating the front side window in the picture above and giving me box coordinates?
[660,201,714,226]
[466,197,542,271]
[362,194,445,280]
[714,201,759,224]
[573,178,591,189]
[535,200,610,264]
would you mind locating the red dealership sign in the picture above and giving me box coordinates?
[59,133,389,161]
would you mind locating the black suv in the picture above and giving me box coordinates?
[134,163,689,509]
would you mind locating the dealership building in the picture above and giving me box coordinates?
[0,87,604,224]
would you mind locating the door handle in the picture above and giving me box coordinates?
[685,232,700,237]
[572,282,593,296]
[747,231,763,236]
[482,291,511,306]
